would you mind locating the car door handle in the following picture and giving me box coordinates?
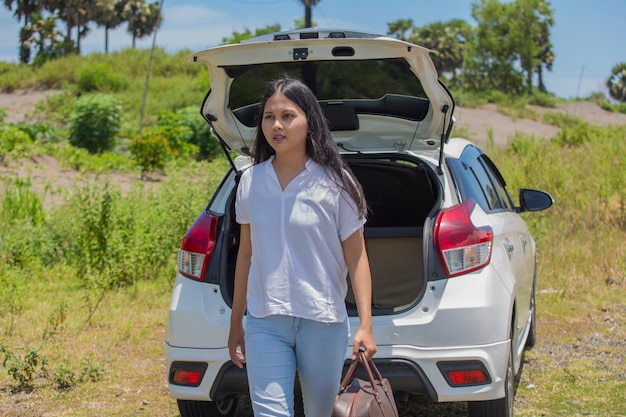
[519,236,528,254]
[504,240,514,261]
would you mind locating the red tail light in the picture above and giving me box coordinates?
[434,199,493,277]
[178,211,218,281]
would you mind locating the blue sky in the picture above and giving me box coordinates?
[1,0,624,99]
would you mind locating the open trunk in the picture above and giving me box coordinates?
[223,154,440,315]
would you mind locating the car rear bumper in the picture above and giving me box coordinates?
[165,340,509,403]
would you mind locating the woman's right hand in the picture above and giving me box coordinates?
[228,322,246,368]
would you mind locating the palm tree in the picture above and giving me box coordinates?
[3,0,43,63]
[123,0,162,48]
[298,0,319,28]
[91,0,127,54]
[607,63,626,102]
[408,19,472,86]
[45,0,92,54]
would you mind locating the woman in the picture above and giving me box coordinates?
[228,76,376,417]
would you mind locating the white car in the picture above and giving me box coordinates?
[165,28,553,417]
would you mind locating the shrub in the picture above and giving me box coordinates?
[11,122,64,144]
[0,124,33,153]
[76,63,128,93]
[69,94,122,154]
[0,343,48,391]
[154,107,222,160]
[143,109,204,158]
[175,106,222,160]
[129,129,172,178]
[528,91,557,108]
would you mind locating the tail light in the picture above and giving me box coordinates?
[178,210,218,281]
[434,199,493,277]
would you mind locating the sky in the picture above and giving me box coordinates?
[1,0,624,99]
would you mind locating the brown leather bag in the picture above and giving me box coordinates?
[332,351,399,417]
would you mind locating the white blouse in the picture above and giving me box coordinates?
[236,157,364,323]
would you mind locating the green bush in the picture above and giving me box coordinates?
[76,63,128,93]
[175,106,222,160]
[10,122,64,144]
[153,110,198,157]
[0,124,33,153]
[129,129,172,178]
[154,107,222,160]
[69,94,122,153]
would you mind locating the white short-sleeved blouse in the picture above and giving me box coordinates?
[236,157,364,323]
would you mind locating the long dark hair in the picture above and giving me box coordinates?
[252,76,368,220]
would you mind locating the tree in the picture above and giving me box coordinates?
[607,63,626,102]
[408,19,473,86]
[45,0,92,54]
[27,11,68,65]
[468,0,554,95]
[90,0,127,54]
[123,0,162,48]
[298,0,320,28]
[508,0,553,94]
[387,19,413,41]
[471,0,520,93]
[3,0,43,63]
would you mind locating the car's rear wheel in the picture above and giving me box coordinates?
[177,398,238,417]
[467,336,515,417]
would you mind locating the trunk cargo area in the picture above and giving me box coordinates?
[225,155,439,314]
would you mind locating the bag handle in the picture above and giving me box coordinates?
[338,351,386,394]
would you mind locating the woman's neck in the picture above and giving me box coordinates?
[272,153,309,172]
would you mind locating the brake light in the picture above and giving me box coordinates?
[434,199,493,277]
[178,211,218,281]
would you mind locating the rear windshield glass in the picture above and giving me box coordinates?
[225,59,429,126]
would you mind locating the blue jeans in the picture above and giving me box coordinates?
[245,315,349,417]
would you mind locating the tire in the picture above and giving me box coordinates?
[525,277,537,349]
[177,398,238,417]
[467,336,515,417]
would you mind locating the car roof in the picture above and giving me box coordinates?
[186,28,455,157]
